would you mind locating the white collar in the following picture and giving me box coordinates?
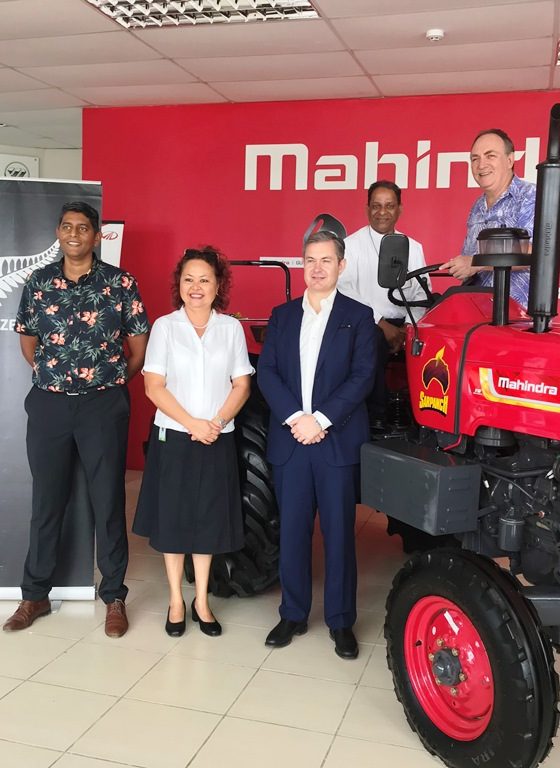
[302,288,337,315]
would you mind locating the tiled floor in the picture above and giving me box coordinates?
[0,470,558,768]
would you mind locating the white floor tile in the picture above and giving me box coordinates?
[0,631,75,679]
[189,716,332,767]
[126,654,255,714]
[229,669,354,733]
[71,698,219,768]
[125,553,168,582]
[84,607,182,654]
[0,681,115,751]
[169,622,272,668]
[339,685,424,750]
[0,739,61,768]
[324,736,442,767]
[0,676,22,698]
[360,643,394,689]
[262,630,371,684]
[211,592,284,629]
[22,601,105,641]
[54,755,129,768]
[32,641,161,696]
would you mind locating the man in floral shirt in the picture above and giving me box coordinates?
[442,129,536,308]
[3,201,149,638]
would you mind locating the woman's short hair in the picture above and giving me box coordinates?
[171,246,232,312]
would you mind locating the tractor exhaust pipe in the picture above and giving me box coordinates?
[527,103,560,333]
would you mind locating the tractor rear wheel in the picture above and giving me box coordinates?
[385,548,559,768]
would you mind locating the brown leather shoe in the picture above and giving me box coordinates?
[3,598,51,631]
[105,599,128,638]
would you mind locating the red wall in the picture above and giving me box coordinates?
[82,90,560,468]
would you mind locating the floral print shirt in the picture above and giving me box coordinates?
[463,175,536,308]
[16,255,150,393]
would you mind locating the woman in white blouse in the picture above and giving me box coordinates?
[133,247,253,637]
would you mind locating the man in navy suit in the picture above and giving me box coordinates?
[258,231,376,659]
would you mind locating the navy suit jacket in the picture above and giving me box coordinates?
[257,291,376,467]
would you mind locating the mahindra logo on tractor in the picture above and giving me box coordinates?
[497,376,558,396]
[244,138,540,191]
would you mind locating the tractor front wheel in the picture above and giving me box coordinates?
[385,549,559,768]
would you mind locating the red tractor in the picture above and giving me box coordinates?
[361,105,560,768]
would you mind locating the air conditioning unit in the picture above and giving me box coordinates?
[0,153,39,178]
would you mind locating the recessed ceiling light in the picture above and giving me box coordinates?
[83,0,319,28]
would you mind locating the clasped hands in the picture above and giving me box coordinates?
[288,414,327,445]
[188,417,223,445]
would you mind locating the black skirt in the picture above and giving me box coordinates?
[133,425,244,554]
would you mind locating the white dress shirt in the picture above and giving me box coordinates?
[286,289,335,430]
[143,308,254,433]
[339,225,429,323]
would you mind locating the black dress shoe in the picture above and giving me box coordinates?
[191,598,221,637]
[265,619,308,648]
[329,627,359,659]
[165,601,186,637]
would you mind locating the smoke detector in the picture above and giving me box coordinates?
[426,28,444,42]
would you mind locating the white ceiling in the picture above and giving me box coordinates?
[0,0,559,149]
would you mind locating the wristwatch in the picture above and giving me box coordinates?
[216,417,228,429]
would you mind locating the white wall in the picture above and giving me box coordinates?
[0,144,82,180]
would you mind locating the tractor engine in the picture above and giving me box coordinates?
[471,435,560,586]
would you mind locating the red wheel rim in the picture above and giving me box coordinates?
[404,595,494,740]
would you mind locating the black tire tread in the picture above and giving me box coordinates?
[385,548,559,768]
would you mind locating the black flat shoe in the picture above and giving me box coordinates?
[329,627,359,659]
[265,618,308,648]
[191,598,221,636]
[165,600,186,637]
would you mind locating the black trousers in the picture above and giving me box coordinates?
[367,318,405,424]
[22,386,130,604]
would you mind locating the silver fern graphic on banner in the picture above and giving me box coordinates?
[0,240,61,307]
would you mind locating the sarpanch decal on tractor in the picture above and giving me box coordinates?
[479,368,560,412]
[419,346,450,415]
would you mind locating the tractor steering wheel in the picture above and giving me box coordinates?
[388,263,447,308]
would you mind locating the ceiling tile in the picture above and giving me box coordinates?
[177,51,363,82]
[375,66,550,96]
[0,31,160,67]
[314,0,548,17]
[212,76,379,102]
[131,18,342,57]
[0,0,117,40]
[0,89,86,110]
[332,2,553,49]
[356,38,553,75]
[0,68,50,92]
[61,83,226,106]
[19,59,198,88]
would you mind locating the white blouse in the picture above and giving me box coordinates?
[143,308,254,433]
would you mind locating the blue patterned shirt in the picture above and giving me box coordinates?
[463,175,536,307]
[16,255,149,393]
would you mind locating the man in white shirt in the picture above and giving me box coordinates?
[339,180,428,428]
[258,232,376,659]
